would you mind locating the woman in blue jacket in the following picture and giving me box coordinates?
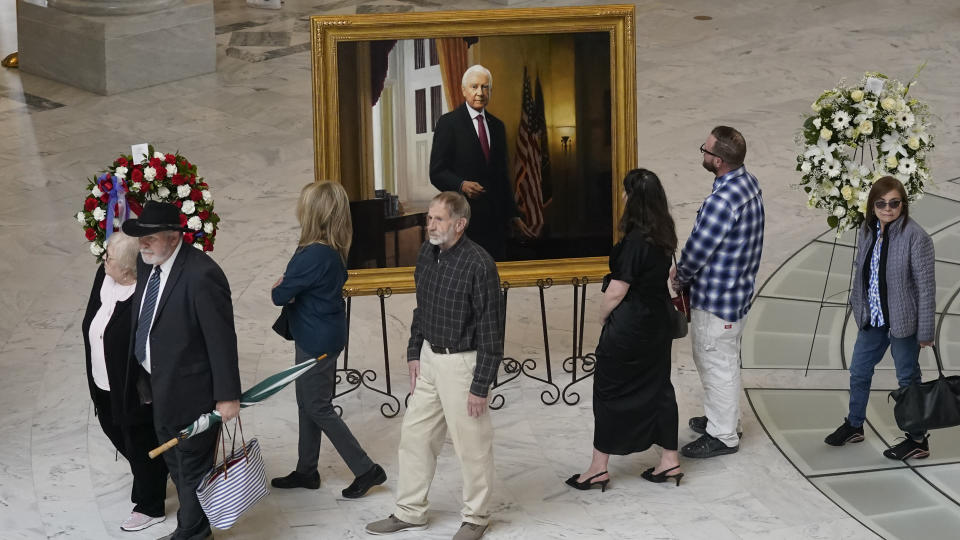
[270,181,386,497]
[824,176,936,460]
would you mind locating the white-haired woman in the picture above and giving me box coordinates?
[82,231,168,532]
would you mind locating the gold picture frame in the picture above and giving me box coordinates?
[310,5,636,295]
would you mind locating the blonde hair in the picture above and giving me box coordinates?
[296,180,352,264]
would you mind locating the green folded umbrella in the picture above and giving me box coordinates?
[149,354,327,458]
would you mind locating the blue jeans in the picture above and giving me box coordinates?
[847,326,924,439]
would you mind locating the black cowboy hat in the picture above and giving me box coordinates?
[121,201,185,237]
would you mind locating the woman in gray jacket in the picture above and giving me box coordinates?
[824,176,935,459]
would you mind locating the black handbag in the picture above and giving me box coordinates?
[888,346,960,433]
[271,304,294,341]
[668,254,689,340]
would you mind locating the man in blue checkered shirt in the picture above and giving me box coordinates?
[672,126,765,459]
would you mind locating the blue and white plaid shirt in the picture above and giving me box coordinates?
[676,166,765,322]
[868,221,885,327]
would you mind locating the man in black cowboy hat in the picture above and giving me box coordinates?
[123,201,241,540]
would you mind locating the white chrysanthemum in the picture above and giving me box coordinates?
[92,207,106,221]
[144,167,157,181]
[187,216,202,230]
[92,185,103,197]
[825,161,842,178]
[114,166,128,179]
[898,158,917,175]
[896,110,915,128]
[831,110,851,130]
[165,164,177,177]
[204,222,214,234]
[202,190,212,203]
[182,200,196,215]
[177,185,191,198]
[193,242,204,250]
[90,243,104,256]
[76,211,85,224]
[154,151,165,159]
[157,186,170,198]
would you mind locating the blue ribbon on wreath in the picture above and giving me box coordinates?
[97,173,129,243]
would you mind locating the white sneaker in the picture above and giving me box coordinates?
[120,511,165,532]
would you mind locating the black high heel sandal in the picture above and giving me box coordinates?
[565,471,610,492]
[641,465,684,486]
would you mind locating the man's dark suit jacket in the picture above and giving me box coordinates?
[430,102,519,260]
[130,243,241,429]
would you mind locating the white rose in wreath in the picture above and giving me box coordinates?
[144,166,157,181]
[92,185,103,197]
[76,211,85,224]
[202,190,212,203]
[154,151,165,159]
[820,128,833,140]
[800,161,812,173]
[157,186,170,198]
[850,89,864,102]
[833,206,846,217]
[181,200,196,215]
[93,207,106,221]
[90,243,104,256]
[187,216,202,230]
[885,155,899,169]
[858,120,874,135]
[177,184,191,198]
[165,164,177,177]
[204,222,214,234]
[115,166,128,179]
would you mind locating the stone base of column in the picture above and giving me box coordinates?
[16,0,215,95]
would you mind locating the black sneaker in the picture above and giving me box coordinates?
[688,416,742,438]
[824,419,864,446]
[342,463,387,498]
[680,433,738,458]
[271,470,320,489]
[883,435,930,460]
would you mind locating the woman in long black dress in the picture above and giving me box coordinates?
[567,168,683,491]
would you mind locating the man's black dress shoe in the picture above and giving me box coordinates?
[271,470,320,490]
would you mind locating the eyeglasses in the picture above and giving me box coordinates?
[700,144,721,159]
[874,199,902,210]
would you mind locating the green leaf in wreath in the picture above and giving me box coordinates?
[827,215,840,229]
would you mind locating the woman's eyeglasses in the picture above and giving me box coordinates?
[874,199,902,210]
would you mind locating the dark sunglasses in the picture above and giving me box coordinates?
[874,199,902,210]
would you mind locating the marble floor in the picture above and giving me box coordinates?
[2,0,960,539]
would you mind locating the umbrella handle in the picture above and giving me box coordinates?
[148,437,180,459]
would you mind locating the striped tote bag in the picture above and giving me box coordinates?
[196,425,269,530]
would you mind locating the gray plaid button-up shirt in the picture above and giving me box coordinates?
[407,236,504,397]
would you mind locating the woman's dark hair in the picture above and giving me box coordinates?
[619,168,677,254]
[865,175,909,228]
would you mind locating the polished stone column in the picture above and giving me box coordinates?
[48,0,181,16]
[17,0,215,95]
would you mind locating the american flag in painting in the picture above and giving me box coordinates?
[514,67,545,237]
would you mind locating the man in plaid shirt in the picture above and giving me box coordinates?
[673,126,765,459]
[367,191,503,540]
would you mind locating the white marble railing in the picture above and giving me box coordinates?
[47,0,181,16]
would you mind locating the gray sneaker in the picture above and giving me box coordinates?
[365,515,427,535]
[453,522,488,540]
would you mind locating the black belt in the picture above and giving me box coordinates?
[430,344,469,355]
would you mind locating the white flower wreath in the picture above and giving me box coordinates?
[796,71,934,232]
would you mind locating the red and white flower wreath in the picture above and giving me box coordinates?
[77,146,221,261]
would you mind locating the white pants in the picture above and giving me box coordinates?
[394,342,494,526]
[690,309,744,447]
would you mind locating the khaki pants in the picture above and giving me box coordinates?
[691,309,744,448]
[394,342,494,526]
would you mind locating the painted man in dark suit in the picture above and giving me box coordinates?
[429,64,532,260]
[122,201,241,540]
